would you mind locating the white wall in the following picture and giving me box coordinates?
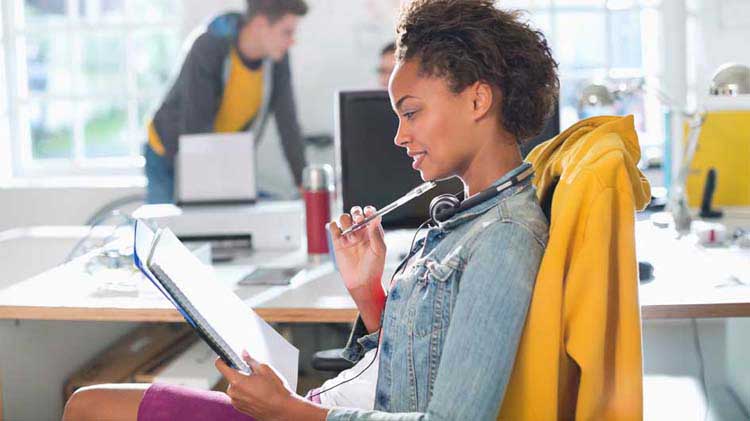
[180,0,245,37]
[289,0,400,134]
[690,0,750,102]
[0,184,143,232]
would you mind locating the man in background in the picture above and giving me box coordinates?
[377,42,396,88]
[145,0,308,203]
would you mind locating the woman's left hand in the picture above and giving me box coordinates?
[215,351,295,420]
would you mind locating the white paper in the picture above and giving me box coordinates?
[149,228,299,390]
[134,221,175,303]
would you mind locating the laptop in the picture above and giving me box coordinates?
[176,132,257,205]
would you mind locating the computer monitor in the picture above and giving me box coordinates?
[335,90,559,230]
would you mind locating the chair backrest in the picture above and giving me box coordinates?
[539,177,559,223]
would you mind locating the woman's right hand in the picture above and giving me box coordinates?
[328,206,387,293]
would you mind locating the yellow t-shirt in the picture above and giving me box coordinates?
[214,47,264,133]
[148,47,264,155]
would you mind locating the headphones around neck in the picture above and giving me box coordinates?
[428,163,534,224]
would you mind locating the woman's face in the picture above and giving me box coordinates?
[388,60,478,182]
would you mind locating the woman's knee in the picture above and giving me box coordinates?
[63,384,148,421]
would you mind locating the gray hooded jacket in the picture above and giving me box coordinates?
[150,29,306,185]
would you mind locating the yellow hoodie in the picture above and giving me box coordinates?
[498,116,651,420]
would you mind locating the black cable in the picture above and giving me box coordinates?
[394,219,432,279]
[309,219,431,399]
[691,318,709,421]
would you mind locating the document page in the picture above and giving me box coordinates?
[150,228,299,390]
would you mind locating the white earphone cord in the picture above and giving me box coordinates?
[309,219,431,399]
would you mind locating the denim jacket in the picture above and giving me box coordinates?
[327,164,549,421]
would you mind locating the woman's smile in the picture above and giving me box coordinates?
[408,151,427,170]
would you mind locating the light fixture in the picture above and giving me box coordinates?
[709,63,750,96]
[576,82,619,120]
[578,83,616,108]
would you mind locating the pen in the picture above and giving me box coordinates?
[340,181,438,236]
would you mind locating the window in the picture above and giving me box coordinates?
[1,7,6,119]
[2,0,183,178]
[1,4,11,180]
[500,0,665,165]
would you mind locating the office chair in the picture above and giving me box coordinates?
[311,347,354,372]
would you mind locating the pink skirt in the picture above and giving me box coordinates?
[138,383,322,421]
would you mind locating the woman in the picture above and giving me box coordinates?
[63,0,558,419]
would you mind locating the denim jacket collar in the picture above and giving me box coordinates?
[438,162,533,231]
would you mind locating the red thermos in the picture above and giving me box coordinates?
[303,165,332,255]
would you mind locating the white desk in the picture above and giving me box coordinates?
[0,229,424,324]
[1,218,749,324]
[637,213,750,319]
[0,245,356,323]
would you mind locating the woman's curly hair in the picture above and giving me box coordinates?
[396,0,559,143]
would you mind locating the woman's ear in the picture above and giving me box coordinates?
[470,81,495,122]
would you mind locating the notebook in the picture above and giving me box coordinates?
[133,219,299,390]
